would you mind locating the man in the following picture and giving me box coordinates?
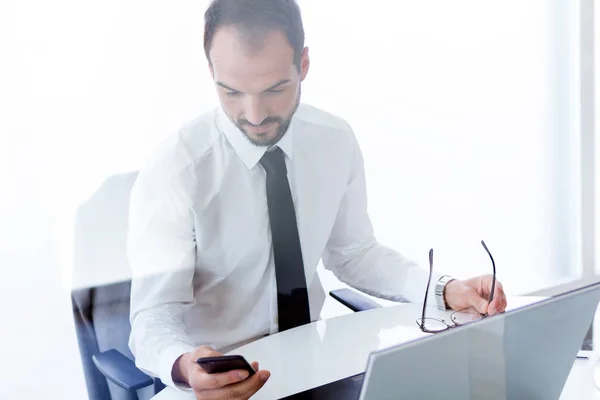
[127,0,508,398]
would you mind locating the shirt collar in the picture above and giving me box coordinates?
[217,106,294,170]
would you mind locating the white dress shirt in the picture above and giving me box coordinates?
[127,103,443,390]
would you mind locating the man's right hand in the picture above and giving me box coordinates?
[173,345,271,400]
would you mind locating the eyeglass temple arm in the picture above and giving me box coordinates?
[481,240,496,304]
[421,249,435,328]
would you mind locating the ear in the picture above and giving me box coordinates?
[300,46,310,81]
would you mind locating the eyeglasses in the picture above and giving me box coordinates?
[416,240,496,333]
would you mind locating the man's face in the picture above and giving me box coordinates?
[209,26,309,147]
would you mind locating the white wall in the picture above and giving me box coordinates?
[302,0,582,294]
[0,1,584,398]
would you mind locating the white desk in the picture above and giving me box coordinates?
[153,297,600,399]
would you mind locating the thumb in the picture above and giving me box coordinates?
[467,289,488,314]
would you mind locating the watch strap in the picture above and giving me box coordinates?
[435,275,455,311]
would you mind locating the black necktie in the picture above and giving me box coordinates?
[260,147,311,332]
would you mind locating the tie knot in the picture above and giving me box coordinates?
[260,147,287,175]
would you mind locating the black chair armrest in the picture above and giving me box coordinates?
[92,349,154,392]
[329,288,382,312]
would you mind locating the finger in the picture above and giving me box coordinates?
[488,298,500,315]
[492,282,507,312]
[498,284,507,308]
[467,288,489,315]
[199,370,271,400]
[493,280,504,297]
[189,369,250,391]
[498,297,508,312]
[233,370,271,398]
[251,361,259,371]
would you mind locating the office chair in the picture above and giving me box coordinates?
[71,171,380,400]
[71,171,163,400]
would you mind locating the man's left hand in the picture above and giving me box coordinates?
[443,274,507,316]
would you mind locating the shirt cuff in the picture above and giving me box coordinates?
[158,342,197,391]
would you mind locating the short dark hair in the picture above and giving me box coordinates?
[204,0,305,69]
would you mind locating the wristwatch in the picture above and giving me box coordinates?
[435,275,455,311]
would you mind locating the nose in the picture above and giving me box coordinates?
[244,96,267,126]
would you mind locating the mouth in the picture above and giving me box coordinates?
[245,123,274,135]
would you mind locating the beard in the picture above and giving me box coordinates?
[234,87,301,148]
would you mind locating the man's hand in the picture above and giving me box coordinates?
[173,345,270,400]
[443,274,507,316]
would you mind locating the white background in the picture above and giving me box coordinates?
[0,1,593,398]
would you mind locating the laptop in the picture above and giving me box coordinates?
[282,281,600,399]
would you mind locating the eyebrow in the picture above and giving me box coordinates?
[216,79,291,93]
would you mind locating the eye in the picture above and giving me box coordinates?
[226,91,241,97]
[267,89,284,94]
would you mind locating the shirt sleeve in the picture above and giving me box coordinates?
[126,168,197,390]
[322,129,443,305]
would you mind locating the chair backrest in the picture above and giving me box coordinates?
[71,171,159,399]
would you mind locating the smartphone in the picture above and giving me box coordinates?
[196,355,256,376]
[577,322,594,358]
